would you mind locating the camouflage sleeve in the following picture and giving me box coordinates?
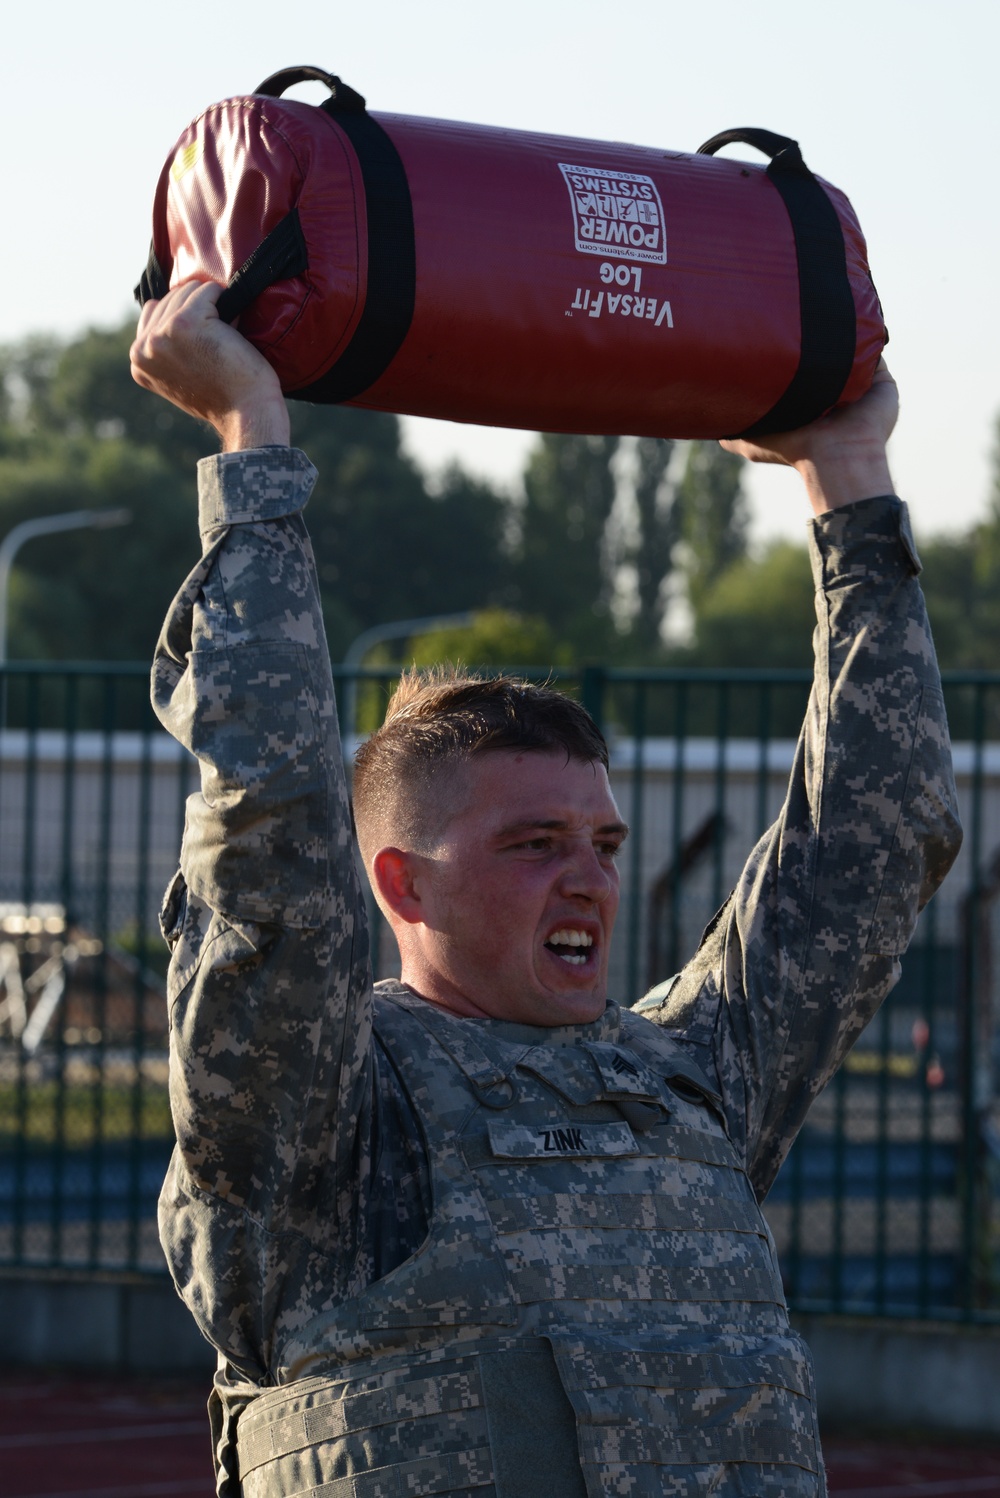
[647,495,963,1199]
[152,448,374,1379]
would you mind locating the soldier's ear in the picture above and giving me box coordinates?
[372,847,429,925]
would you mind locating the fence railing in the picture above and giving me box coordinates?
[1,661,997,1324]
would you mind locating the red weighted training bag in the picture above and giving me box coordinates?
[136,66,886,438]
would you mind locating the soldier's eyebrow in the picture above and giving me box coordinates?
[493,817,630,841]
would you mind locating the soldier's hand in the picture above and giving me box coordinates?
[720,361,898,515]
[130,280,290,452]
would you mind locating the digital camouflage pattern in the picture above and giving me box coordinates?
[234,991,824,1496]
[154,449,961,1497]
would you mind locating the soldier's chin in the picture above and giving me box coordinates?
[549,989,608,1025]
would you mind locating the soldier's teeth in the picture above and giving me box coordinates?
[547,930,593,948]
[546,930,593,965]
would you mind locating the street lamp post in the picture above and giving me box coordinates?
[0,508,132,665]
[342,611,476,740]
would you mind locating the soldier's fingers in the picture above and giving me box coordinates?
[131,280,224,386]
[718,437,792,467]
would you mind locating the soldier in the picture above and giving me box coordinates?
[131,280,961,1498]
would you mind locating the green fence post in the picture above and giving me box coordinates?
[831,1064,848,1311]
[87,672,116,1269]
[916,903,938,1316]
[873,998,892,1315]
[625,681,646,1005]
[961,682,986,1317]
[126,694,155,1270]
[668,681,689,976]
[580,666,606,737]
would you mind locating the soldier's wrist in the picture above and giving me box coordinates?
[217,399,291,453]
[794,441,894,516]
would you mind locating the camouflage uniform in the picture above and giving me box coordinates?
[154,448,961,1498]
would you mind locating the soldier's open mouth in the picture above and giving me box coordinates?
[544,929,595,966]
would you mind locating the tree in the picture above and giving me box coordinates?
[915,414,1000,675]
[676,441,749,610]
[44,322,211,477]
[681,540,815,670]
[0,434,198,663]
[290,405,513,661]
[407,609,568,671]
[621,436,678,654]
[511,434,620,656]
[0,318,515,665]
[0,322,209,662]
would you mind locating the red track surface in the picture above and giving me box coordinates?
[0,1375,213,1498]
[3,1373,999,1497]
[823,1434,1000,1497]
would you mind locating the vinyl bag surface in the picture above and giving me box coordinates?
[136,66,887,438]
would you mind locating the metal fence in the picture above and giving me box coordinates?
[1,661,997,1324]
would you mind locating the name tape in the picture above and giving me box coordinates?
[487,1119,639,1160]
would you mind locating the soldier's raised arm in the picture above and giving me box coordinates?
[643,366,963,1195]
[132,283,375,1378]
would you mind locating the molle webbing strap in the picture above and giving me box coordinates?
[509,1257,783,1307]
[481,1189,766,1237]
[697,128,857,437]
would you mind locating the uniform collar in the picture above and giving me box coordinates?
[375,980,622,1048]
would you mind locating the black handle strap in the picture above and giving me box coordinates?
[252,67,415,403]
[134,245,168,307]
[254,65,367,113]
[697,127,858,436]
[134,207,308,323]
[697,127,809,174]
[216,209,308,325]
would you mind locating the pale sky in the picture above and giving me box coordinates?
[6,0,997,545]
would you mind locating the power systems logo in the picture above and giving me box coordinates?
[559,163,667,264]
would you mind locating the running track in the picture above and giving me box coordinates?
[3,1373,999,1497]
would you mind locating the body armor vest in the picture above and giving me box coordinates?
[234,991,824,1496]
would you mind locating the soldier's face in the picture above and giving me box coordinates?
[398,750,626,1026]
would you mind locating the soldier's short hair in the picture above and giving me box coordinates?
[352,667,608,866]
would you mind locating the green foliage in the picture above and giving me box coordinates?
[45,322,211,472]
[918,534,981,668]
[509,432,720,661]
[0,318,514,665]
[0,1080,172,1146]
[917,415,1000,677]
[9,312,999,681]
[292,403,512,661]
[512,433,619,656]
[0,321,202,662]
[407,608,569,671]
[349,610,568,737]
[0,434,198,662]
[626,436,678,653]
[677,442,750,609]
[677,541,815,670]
